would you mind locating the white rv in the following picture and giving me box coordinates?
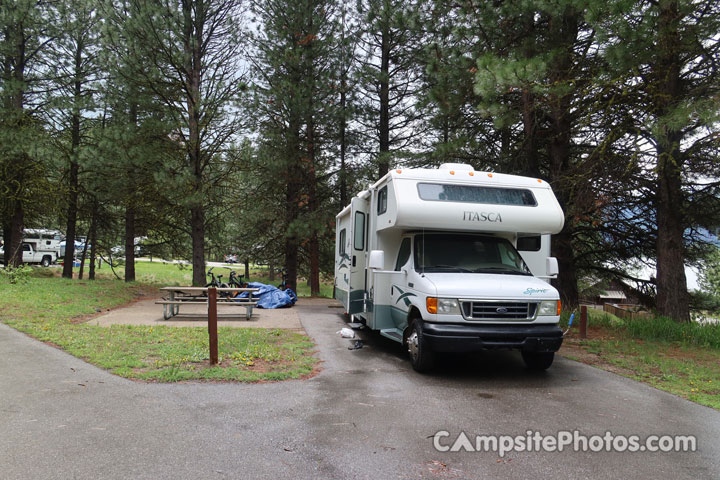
[334,164,566,372]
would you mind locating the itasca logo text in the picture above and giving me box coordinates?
[463,211,502,222]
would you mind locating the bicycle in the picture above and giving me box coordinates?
[228,270,248,289]
[205,267,230,296]
[278,268,288,290]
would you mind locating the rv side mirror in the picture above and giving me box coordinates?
[368,250,385,270]
[546,257,559,277]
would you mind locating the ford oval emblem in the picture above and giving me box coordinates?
[496,307,508,314]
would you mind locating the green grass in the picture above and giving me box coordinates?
[561,308,720,410]
[0,271,318,382]
[97,260,334,297]
[560,308,720,349]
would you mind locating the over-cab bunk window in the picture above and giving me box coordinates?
[417,183,537,207]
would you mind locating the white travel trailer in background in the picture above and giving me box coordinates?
[334,163,566,372]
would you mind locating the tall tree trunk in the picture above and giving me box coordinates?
[378,24,390,179]
[552,229,579,310]
[285,140,301,293]
[191,206,205,286]
[185,0,206,286]
[3,20,28,268]
[339,83,348,207]
[89,201,97,280]
[520,89,541,178]
[8,200,24,268]
[62,157,79,278]
[62,39,84,279]
[306,155,321,295]
[547,8,580,310]
[656,151,689,321]
[78,232,89,280]
[2,223,10,262]
[653,0,689,322]
[124,206,135,282]
[339,2,349,206]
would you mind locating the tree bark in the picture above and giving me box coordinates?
[184,0,206,286]
[8,201,24,268]
[552,229,579,310]
[546,8,580,310]
[62,157,79,278]
[653,0,690,322]
[62,36,84,279]
[191,206,205,286]
[89,201,97,280]
[78,231,89,280]
[378,22,390,179]
[124,206,135,282]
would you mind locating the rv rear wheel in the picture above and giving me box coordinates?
[406,320,435,373]
[41,256,51,267]
[521,351,554,370]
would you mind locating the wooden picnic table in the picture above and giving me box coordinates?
[156,286,259,320]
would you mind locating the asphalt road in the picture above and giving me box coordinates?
[1,301,719,479]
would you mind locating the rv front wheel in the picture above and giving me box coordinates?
[521,351,554,370]
[406,320,435,373]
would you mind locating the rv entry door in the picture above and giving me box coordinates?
[348,196,369,314]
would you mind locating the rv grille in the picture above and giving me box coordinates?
[461,301,537,321]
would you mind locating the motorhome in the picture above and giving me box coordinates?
[334,164,566,372]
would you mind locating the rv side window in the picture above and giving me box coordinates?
[417,183,537,206]
[517,236,541,251]
[353,212,365,251]
[377,186,388,215]
[339,229,346,256]
[395,238,411,270]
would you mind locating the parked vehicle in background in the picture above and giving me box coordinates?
[1,229,62,266]
[23,229,63,262]
[224,254,238,264]
[1,242,57,267]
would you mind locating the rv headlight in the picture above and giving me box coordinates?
[538,300,561,316]
[427,297,460,315]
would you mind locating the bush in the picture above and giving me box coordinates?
[0,265,33,284]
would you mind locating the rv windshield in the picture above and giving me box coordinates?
[414,234,531,275]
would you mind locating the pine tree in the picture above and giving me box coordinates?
[248,0,344,294]
[0,0,55,267]
[356,0,425,179]
[44,0,102,278]
[590,0,720,322]
[104,0,247,285]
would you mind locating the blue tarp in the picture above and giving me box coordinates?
[235,282,297,309]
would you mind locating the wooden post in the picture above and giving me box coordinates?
[208,287,218,365]
[579,305,588,339]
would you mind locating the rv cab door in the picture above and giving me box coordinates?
[348,196,369,314]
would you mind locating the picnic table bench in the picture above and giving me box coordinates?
[156,286,259,320]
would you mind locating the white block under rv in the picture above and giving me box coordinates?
[334,163,566,372]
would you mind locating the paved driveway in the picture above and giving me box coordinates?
[1,300,718,479]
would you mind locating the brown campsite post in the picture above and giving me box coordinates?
[579,305,588,339]
[208,287,219,365]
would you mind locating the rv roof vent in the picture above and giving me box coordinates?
[438,163,473,171]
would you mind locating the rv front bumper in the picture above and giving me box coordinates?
[422,322,563,353]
